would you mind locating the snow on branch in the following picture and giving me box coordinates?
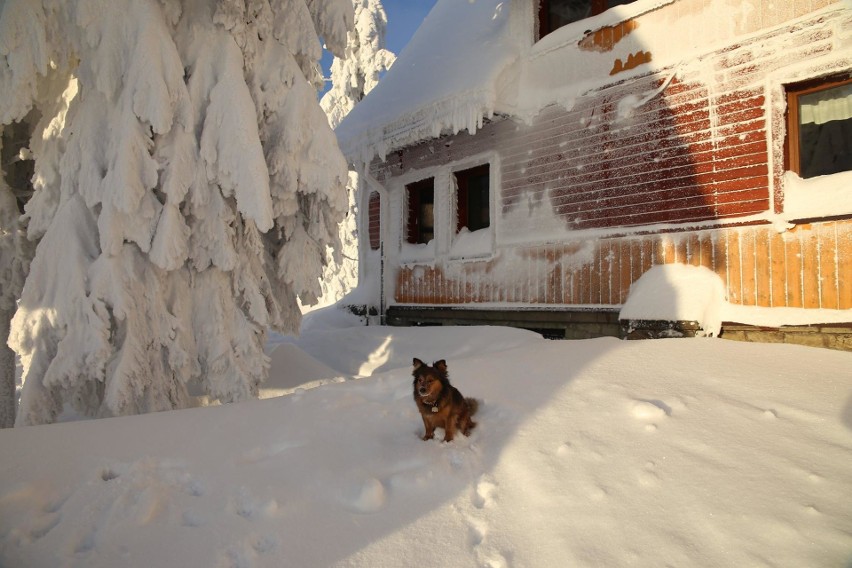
[1,0,352,425]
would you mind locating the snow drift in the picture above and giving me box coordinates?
[1,312,850,567]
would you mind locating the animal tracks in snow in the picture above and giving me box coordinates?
[0,458,297,566]
[229,487,280,520]
[0,484,68,546]
[217,485,282,568]
[473,478,497,509]
[61,459,208,559]
[217,533,280,568]
[464,475,510,567]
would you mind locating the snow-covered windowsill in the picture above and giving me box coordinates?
[783,170,852,220]
[400,240,436,265]
[448,226,494,261]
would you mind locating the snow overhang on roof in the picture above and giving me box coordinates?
[334,0,522,166]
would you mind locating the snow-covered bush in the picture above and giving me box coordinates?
[0,0,353,425]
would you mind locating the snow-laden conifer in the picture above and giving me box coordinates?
[321,0,395,129]
[316,0,394,308]
[0,0,352,425]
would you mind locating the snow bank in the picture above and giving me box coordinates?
[272,306,542,378]
[1,319,850,567]
[621,263,852,332]
[620,264,726,336]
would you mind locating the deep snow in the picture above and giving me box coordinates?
[1,308,851,567]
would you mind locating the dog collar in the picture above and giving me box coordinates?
[421,396,439,412]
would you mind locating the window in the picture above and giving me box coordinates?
[454,164,490,233]
[368,191,381,250]
[786,76,852,179]
[538,0,636,39]
[406,178,434,244]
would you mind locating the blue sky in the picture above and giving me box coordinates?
[382,0,436,58]
[320,0,437,96]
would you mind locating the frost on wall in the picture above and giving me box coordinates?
[0,0,353,425]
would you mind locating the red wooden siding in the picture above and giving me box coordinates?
[377,73,772,234]
[500,75,770,230]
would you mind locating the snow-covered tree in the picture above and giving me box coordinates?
[320,0,395,129]
[315,0,394,308]
[0,122,35,428]
[0,0,353,426]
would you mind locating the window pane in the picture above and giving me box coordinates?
[368,191,381,250]
[798,82,852,178]
[548,0,592,30]
[540,1,636,38]
[455,165,490,233]
[465,172,490,232]
[406,178,434,244]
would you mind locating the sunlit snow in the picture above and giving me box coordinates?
[1,308,850,567]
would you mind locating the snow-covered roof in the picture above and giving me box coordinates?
[334,0,522,164]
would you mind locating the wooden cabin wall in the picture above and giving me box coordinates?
[394,221,852,310]
[369,1,851,313]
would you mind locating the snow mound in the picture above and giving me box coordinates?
[297,324,540,378]
[620,264,726,336]
[342,477,387,514]
[261,343,343,397]
[282,306,545,378]
[630,399,671,421]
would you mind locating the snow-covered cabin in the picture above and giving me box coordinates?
[337,0,852,348]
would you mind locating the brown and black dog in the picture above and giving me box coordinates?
[412,358,478,442]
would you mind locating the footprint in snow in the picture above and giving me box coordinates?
[467,517,488,546]
[473,477,497,509]
[230,487,280,520]
[465,475,509,567]
[218,534,277,568]
[6,488,70,543]
[637,461,660,488]
[28,511,62,541]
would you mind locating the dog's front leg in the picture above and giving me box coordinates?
[421,416,435,440]
[443,419,457,442]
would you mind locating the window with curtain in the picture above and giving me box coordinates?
[787,77,852,179]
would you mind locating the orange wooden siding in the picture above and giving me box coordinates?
[395,220,852,311]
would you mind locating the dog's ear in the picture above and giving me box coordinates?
[434,360,447,373]
[413,358,424,370]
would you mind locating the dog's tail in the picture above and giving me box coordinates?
[466,398,479,416]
